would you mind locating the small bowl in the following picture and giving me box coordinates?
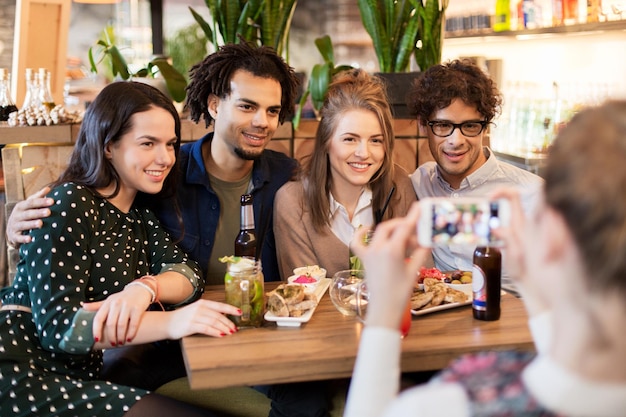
[293,265,327,281]
[287,274,321,291]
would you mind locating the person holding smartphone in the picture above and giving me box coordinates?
[344,100,626,417]
[407,59,543,295]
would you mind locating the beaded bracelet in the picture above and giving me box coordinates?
[138,275,159,302]
[125,281,156,303]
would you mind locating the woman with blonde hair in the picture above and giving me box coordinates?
[274,69,416,279]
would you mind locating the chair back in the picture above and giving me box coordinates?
[1,144,73,286]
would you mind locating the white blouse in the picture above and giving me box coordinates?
[328,188,373,246]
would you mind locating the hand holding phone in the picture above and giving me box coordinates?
[417,197,510,248]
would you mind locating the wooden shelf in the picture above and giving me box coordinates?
[445,20,626,39]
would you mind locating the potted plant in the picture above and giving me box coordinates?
[414,0,449,72]
[357,0,449,117]
[88,25,188,103]
[189,0,297,61]
[292,35,354,129]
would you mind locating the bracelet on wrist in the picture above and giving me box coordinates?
[137,275,159,302]
[125,281,156,303]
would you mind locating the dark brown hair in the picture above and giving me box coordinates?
[407,59,503,126]
[185,40,300,128]
[55,81,182,208]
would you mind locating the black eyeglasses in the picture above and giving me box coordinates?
[427,120,489,137]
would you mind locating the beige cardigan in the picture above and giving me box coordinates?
[273,166,417,280]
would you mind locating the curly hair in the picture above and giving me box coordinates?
[301,68,398,232]
[407,59,503,125]
[185,40,300,128]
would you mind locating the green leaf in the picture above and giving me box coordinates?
[151,59,189,102]
[314,35,335,64]
[309,62,331,111]
[189,6,215,47]
[292,90,310,130]
[107,45,130,80]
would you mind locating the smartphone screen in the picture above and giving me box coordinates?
[420,198,506,247]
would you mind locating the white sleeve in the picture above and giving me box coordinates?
[345,327,471,417]
[383,383,471,417]
[344,327,402,417]
[528,310,553,354]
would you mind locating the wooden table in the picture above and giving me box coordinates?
[181,283,534,390]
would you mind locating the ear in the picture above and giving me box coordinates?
[104,142,113,160]
[207,94,219,119]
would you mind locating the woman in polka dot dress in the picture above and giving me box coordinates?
[0,82,240,417]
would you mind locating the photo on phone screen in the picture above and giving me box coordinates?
[418,198,508,247]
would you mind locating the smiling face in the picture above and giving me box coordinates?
[105,106,177,210]
[208,69,282,160]
[328,108,385,196]
[427,98,488,189]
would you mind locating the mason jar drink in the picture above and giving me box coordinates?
[224,257,265,327]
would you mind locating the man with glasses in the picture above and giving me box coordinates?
[407,59,543,295]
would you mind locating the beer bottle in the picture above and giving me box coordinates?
[472,246,501,321]
[234,194,257,257]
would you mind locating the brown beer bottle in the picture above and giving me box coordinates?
[234,194,257,257]
[472,246,501,321]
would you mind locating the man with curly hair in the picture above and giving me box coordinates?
[407,59,543,295]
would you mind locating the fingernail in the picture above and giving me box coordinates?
[237,309,242,314]
[220,332,227,337]
[94,337,99,342]
[127,338,132,343]
[230,329,236,334]
[111,342,116,347]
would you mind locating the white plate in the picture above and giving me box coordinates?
[264,278,332,327]
[411,286,472,316]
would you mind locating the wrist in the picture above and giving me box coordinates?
[125,280,156,303]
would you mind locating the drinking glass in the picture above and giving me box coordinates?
[224,257,264,328]
[329,269,365,316]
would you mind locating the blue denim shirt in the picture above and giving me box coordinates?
[150,132,298,282]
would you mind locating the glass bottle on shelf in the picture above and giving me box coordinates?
[38,68,56,111]
[22,68,38,111]
[0,68,18,122]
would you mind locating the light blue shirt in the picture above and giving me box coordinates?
[410,147,544,294]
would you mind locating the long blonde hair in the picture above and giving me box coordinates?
[302,69,397,233]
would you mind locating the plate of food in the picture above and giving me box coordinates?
[416,267,473,290]
[411,277,472,316]
[264,278,331,327]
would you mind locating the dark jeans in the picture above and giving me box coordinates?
[254,382,330,417]
[101,341,331,417]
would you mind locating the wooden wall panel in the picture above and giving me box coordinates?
[12,0,71,108]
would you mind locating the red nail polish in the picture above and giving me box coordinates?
[94,337,99,342]
[230,329,236,334]
[237,309,242,314]
[111,342,116,347]
[220,332,227,337]
[127,338,132,343]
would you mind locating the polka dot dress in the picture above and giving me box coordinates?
[0,183,202,417]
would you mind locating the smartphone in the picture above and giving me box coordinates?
[417,197,510,248]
